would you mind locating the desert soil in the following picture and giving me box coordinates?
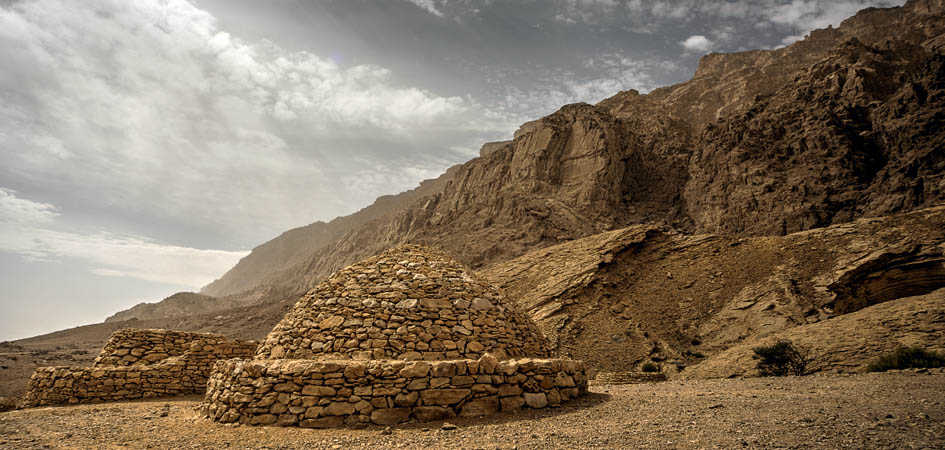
[2,371,944,449]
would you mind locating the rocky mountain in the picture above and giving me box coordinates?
[177,0,945,313]
[8,203,943,399]
[105,292,222,323]
[88,0,945,379]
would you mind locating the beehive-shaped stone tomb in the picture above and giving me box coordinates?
[23,329,257,407]
[200,244,588,427]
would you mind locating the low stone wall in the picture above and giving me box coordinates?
[94,329,239,366]
[593,371,666,384]
[23,332,257,407]
[200,355,587,427]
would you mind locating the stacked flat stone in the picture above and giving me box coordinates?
[22,329,257,407]
[255,244,551,361]
[94,329,234,366]
[203,356,586,427]
[201,244,589,427]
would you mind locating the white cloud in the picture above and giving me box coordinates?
[406,0,444,17]
[0,188,247,287]
[681,35,714,52]
[0,0,504,247]
[764,0,903,44]
[0,188,59,225]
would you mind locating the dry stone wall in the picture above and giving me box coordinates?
[256,245,550,361]
[202,245,588,427]
[93,328,238,366]
[200,354,587,427]
[23,329,256,407]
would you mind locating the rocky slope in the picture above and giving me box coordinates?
[37,0,945,388]
[683,288,945,379]
[481,206,945,375]
[105,292,223,323]
[174,0,945,316]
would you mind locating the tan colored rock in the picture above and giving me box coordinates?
[479,354,498,374]
[460,396,499,417]
[500,396,525,411]
[299,416,344,428]
[420,389,471,406]
[370,408,412,425]
[399,362,431,378]
[523,392,548,408]
[323,401,356,416]
[301,385,335,396]
[414,406,456,422]
[318,316,345,329]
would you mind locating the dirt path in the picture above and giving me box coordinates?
[2,371,944,449]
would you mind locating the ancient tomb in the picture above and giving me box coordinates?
[23,328,257,407]
[200,244,588,427]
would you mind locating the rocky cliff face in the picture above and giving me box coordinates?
[106,1,945,331]
[686,37,945,235]
[481,206,945,375]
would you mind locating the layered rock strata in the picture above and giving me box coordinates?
[22,329,256,407]
[201,245,586,426]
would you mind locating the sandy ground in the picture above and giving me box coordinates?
[2,371,944,449]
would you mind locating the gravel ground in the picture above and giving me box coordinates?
[2,371,944,449]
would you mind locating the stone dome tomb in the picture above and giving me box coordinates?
[200,244,588,427]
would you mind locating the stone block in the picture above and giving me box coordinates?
[414,406,456,422]
[276,414,299,426]
[478,354,498,374]
[250,414,277,425]
[300,416,344,428]
[420,388,471,406]
[394,391,418,407]
[523,392,548,408]
[432,362,457,377]
[301,385,336,396]
[370,408,412,425]
[500,396,525,411]
[451,375,475,387]
[398,361,431,378]
[498,384,522,397]
[323,401,356,416]
[460,396,499,417]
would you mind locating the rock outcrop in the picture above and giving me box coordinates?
[481,206,945,376]
[105,293,224,323]
[185,0,945,330]
[682,288,945,378]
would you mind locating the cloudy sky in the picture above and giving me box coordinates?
[0,0,902,340]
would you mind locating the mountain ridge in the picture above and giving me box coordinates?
[111,0,945,329]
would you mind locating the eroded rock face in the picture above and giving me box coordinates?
[682,288,945,378]
[192,1,945,324]
[255,244,551,361]
[481,206,945,376]
[686,38,945,236]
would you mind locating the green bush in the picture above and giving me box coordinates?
[866,347,945,372]
[752,340,810,376]
[641,362,659,373]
